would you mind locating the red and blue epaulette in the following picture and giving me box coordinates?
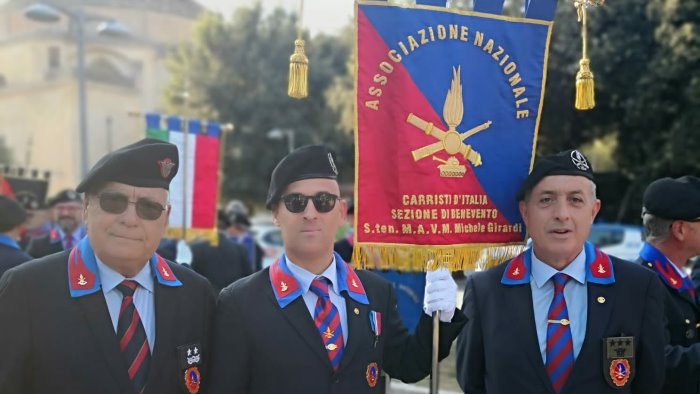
[269,255,303,308]
[501,241,615,285]
[640,242,695,297]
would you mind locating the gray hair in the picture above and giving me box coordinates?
[523,179,597,202]
[641,211,672,242]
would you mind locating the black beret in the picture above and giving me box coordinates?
[229,211,251,228]
[0,196,27,232]
[76,138,179,193]
[643,176,700,220]
[517,149,594,201]
[48,189,82,207]
[266,145,339,209]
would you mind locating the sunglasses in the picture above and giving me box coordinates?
[280,192,340,214]
[97,192,167,221]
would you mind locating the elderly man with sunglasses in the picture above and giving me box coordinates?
[208,145,466,394]
[637,176,700,394]
[0,139,215,394]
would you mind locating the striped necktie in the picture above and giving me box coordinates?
[309,277,344,370]
[116,280,151,393]
[63,233,74,250]
[546,273,574,394]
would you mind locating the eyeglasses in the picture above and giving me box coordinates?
[279,192,340,214]
[97,192,167,221]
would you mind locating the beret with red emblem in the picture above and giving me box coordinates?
[266,144,339,209]
[76,138,179,193]
[516,149,595,201]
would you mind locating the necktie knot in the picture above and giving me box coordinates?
[116,280,138,297]
[552,273,570,294]
[310,277,331,299]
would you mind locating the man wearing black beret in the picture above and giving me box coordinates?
[26,188,85,258]
[0,138,215,394]
[0,196,32,277]
[208,144,465,393]
[638,175,700,394]
[457,149,665,394]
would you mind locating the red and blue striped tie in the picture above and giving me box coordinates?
[310,277,344,370]
[116,280,151,393]
[546,273,574,394]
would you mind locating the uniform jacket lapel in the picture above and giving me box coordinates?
[505,283,554,393]
[338,296,372,371]
[269,289,332,369]
[145,283,177,390]
[75,291,134,394]
[565,281,614,391]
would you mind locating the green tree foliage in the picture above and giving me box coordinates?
[164,5,353,207]
[539,0,699,221]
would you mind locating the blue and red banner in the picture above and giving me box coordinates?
[354,1,554,270]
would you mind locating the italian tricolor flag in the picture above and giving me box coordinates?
[146,113,220,244]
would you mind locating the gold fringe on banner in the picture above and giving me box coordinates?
[351,243,526,272]
[288,0,308,99]
[165,228,219,246]
[573,0,602,110]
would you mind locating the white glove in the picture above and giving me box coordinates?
[423,267,457,322]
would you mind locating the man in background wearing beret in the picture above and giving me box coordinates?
[0,195,32,277]
[456,149,666,394]
[208,145,466,393]
[26,188,85,258]
[0,138,215,394]
[638,176,700,394]
[223,208,263,272]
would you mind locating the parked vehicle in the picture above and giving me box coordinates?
[251,222,283,269]
[588,223,644,262]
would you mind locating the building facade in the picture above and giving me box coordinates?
[0,0,202,192]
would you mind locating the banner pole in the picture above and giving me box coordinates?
[430,310,440,394]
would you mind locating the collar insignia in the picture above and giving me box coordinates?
[269,256,302,308]
[640,243,695,298]
[586,242,615,284]
[68,238,101,297]
[151,254,182,286]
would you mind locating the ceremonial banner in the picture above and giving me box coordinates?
[146,113,220,244]
[355,1,554,271]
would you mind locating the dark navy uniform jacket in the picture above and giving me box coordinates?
[457,246,666,394]
[0,242,32,278]
[208,255,466,393]
[638,250,700,394]
[0,247,215,394]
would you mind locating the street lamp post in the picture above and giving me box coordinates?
[24,3,128,178]
[267,128,295,154]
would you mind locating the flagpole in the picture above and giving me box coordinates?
[430,311,440,394]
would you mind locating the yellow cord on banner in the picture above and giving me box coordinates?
[288,0,308,99]
[574,0,604,110]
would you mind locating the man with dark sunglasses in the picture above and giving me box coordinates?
[638,176,700,394]
[0,138,215,394]
[208,144,466,393]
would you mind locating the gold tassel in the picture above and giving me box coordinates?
[575,58,595,110]
[288,38,308,99]
[574,0,597,110]
[288,0,308,99]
